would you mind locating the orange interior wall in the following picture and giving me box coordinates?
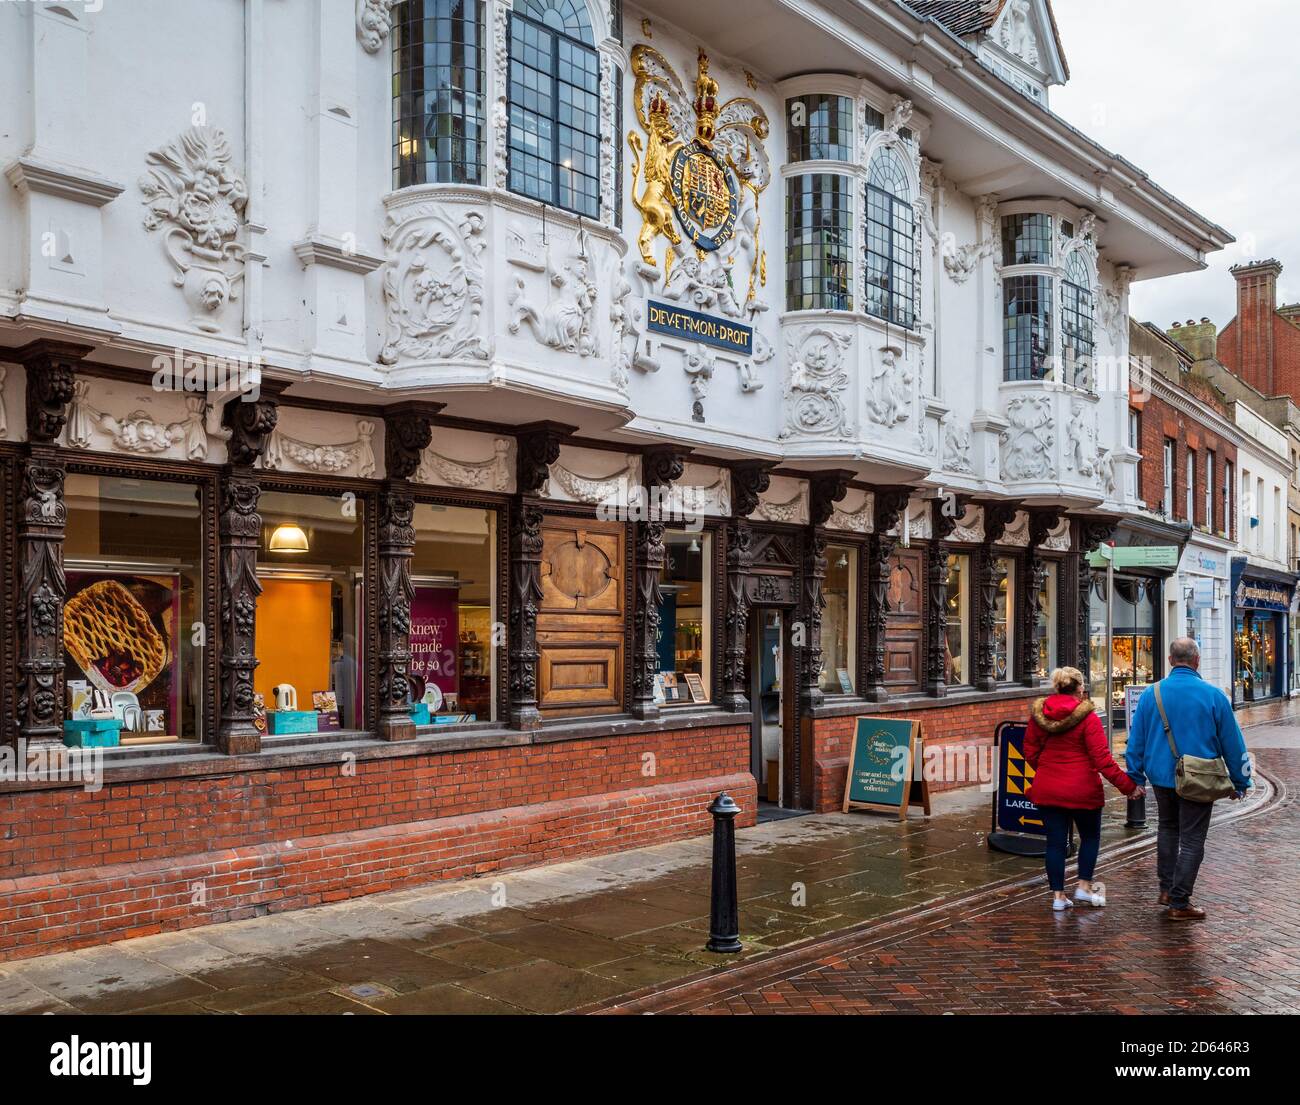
[254,579,332,708]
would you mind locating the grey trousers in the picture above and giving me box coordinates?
[1152,785,1215,908]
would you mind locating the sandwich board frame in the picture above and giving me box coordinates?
[842,716,931,820]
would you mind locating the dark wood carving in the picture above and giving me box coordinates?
[926,496,965,697]
[730,461,773,520]
[630,518,666,718]
[15,450,67,745]
[376,484,417,740]
[800,471,849,710]
[15,340,85,444]
[720,520,755,711]
[222,396,279,466]
[643,446,689,495]
[862,488,910,701]
[808,471,853,529]
[973,500,1021,692]
[217,470,263,754]
[1020,510,1061,686]
[508,501,545,729]
[383,403,441,481]
[515,422,573,495]
[1075,517,1117,680]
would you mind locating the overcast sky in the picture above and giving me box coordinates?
[1049,0,1300,330]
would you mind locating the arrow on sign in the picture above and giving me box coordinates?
[1019,816,1043,827]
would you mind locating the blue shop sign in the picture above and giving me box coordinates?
[994,723,1047,836]
[1230,559,1294,612]
[646,301,753,356]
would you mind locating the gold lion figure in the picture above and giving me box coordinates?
[628,91,681,270]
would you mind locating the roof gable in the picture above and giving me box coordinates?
[905,0,1069,93]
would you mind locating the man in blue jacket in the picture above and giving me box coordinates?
[1127,637,1251,921]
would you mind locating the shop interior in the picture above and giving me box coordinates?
[653,530,711,706]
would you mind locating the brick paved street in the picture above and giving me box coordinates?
[599,729,1298,1015]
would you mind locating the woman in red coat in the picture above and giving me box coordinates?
[1024,667,1144,912]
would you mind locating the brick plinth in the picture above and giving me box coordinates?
[0,723,752,961]
[811,693,1036,813]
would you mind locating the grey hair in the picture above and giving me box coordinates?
[1169,637,1200,665]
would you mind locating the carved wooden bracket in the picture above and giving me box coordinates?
[383,401,443,481]
[217,470,263,754]
[926,494,967,697]
[514,421,575,496]
[808,470,854,530]
[643,445,690,491]
[222,395,280,467]
[377,484,418,740]
[14,340,89,445]
[730,461,774,520]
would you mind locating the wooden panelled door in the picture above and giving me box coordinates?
[536,517,626,716]
[883,548,924,693]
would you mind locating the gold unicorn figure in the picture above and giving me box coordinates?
[627,91,681,272]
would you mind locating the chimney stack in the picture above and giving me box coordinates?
[1166,317,1217,363]
[1228,258,1282,393]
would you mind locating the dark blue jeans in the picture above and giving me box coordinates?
[1040,806,1103,892]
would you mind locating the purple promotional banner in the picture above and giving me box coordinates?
[410,585,459,699]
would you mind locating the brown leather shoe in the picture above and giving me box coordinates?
[1166,905,1206,921]
[1158,891,1170,906]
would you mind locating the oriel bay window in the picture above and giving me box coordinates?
[392,0,487,187]
[864,147,917,327]
[256,489,366,734]
[820,543,857,694]
[786,173,853,311]
[63,472,207,745]
[507,0,600,217]
[411,502,500,722]
[655,530,713,705]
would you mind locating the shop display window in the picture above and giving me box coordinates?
[63,473,205,744]
[1035,561,1058,678]
[1236,612,1278,702]
[993,556,1015,681]
[256,489,366,733]
[1088,574,1157,728]
[655,530,712,705]
[820,544,857,693]
[944,552,970,685]
[411,503,499,722]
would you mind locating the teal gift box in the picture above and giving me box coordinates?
[267,710,318,735]
[63,718,122,748]
[409,703,431,725]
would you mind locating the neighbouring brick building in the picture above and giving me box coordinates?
[1217,260,1300,402]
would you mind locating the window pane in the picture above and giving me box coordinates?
[657,531,712,704]
[994,556,1015,682]
[820,545,856,692]
[945,553,970,685]
[865,150,916,328]
[786,173,853,311]
[786,94,854,162]
[392,0,486,188]
[411,503,499,723]
[1003,274,1053,381]
[64,474,205,744]
[1036,561,1058,678]
[1001,212,1052,266]
[257,490,366,732]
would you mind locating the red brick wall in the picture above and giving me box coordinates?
[1219,262,1300,401]
[811,693,1036,813]
[1130,387,1237,537]
[0,723,752,961]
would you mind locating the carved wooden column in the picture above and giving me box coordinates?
[862,488,910,703]
[376,404,438,741]
[216,396,278,755]
[1019,510,1060,686]
[801,472,851,711]
[1074,517,1116,683]
[630,447,689,719]
[509,422,572,729]
[926,495,965,697]
[973,501,1018,693]
[13,343,82,747]
[720,462,772,712]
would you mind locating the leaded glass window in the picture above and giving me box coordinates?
[1001,212,1052,266]
[392,0,486,188]
[786,94,854,162]
[1061,250,1094,388]
[864,148,916,328]
[786,174,853,311]
[1003,274,1053,381]
[507,1,600,217]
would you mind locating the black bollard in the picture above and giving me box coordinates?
[1125,793,1147,829]
[706,792,742,954]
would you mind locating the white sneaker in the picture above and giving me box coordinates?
[1074,883,1106,907]
[1052,896,1074,912]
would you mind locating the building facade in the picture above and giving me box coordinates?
[0,0,1231,959]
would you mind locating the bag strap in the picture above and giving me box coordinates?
[1153,683,1179,760]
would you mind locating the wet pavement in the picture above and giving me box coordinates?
[1,700,1291,1015]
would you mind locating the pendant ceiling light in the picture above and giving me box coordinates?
[268,523,309,553]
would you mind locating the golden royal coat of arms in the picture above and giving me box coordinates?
[628,46,770,289]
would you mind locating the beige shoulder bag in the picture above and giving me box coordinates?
[1152,683,1236,803]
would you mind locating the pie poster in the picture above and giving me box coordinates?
[410,585,459,700]
[63,571,181,734]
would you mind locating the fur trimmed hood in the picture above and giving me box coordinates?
[1030,694,1095,734]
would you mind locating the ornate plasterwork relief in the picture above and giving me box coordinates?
[827,489,873,534]
[752,480,809,526]
[943,194,999,285]
[508,227,600,357]
[865,345,913,428]
[1100,265,1134,349]
[380,204,491,365]
[1001,511,1031,547]
[492,5,509,190]
[610,260,660,389]
[998,0,1041,67]
[544,452,642,505]
[907,500,932,540]
[1066,398,1098,479]
[356,0,396,53]
[138,126,247,333]
[951,504,983,543]
[1042,517,1071,552]
[1000,394,1057,481]
[65,381,211,460]
[677,463,731,517]
[942,416,974,474]
[263,421,377,478]
[599,52,617,226]
[416,436,513,492]
[782,328,852,439]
